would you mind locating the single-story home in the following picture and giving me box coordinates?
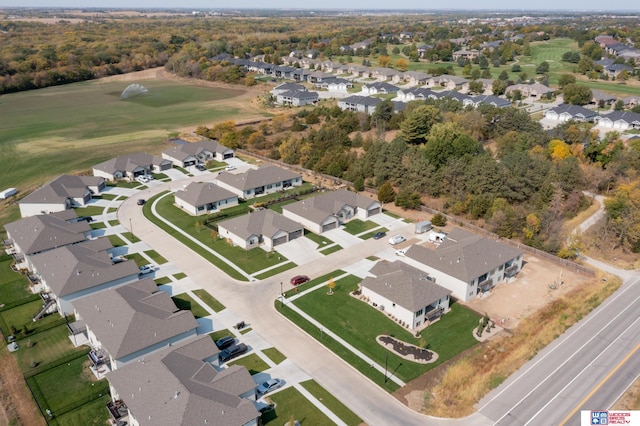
[371,67,402,82]
[622,95,640,108]
[544,104,598,123]
[174,182,239,216]
[595,111,640,130]
[591,90,617,106]
[392,71,431,86]
[29,238,140,316]
[424,75,469,90]
[337,95,381,115]
[106,336,260,426]
[282,189,381,234]
[162,139,235,168]
[430,90,471,104]
[403,228,523,302]
[461,78,494,95]
[361,82,400,95]
[275,89,319,107]
[603,63,634,79]
[215,165,302,200]
[270,82,306,97]
[308,71,334,84]
[396,87,437,102]
[360,260,451,330]
[4,210,90,270]
[93,153,172,182]
[463,95,512,109]
[218,208,304,251]
[452,49,480,60]
[505,83,554,98]
[19,175,106,218]
[314,77,352,92]
[71,279,199,370]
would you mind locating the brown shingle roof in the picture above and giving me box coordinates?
[174,182,237,207]
[216,165,300,191]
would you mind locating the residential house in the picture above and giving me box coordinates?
[425,75,469,90]
[360,261,451,330]
[270,82,306,97]
[314,77,352,92]
[282,189,381,234]
[461,78,494,95]
[603,64,634,79]
[371,67,402,82]
[623,95,640,108]
[337,95,381,115]
[4,210,90,271]
[591,90,617,106]
[218,209,304,250]
[417,44,433,58]
[403,227,523,302]
[19,175,106,218]
[348,65,370,78]
[292,68,312,82]
[93,153,172,182]
[275,89,319,107]
[430,90,471,104]
[71,279,199,370]
[595,111,640,131]
[106,335,260,426]
[393,71,431,86]
[174,182,239,216]
[505,83,554,98]
[544,104,598,122]
[396,87,437,102]
[162,139,235,168]
[463,95,511,109]
[29,238,140,316]
[399,31,413,40]
[215,165,302,200]
[452,49,480,61]
[361,82,400,95]
[272,65,295,79]
[307,71,334,84]
[595,35,619,49]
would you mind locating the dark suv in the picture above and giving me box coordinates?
[219,343,248,363]
[215,335,235,350]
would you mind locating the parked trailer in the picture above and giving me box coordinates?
[0,188,17,200]
[415,220,432,234]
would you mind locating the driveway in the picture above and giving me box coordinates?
[274,236,324,265]
[322,227,366,249]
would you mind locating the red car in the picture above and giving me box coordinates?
[290,275,310,286]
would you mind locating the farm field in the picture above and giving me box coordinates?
[0,69,269,190]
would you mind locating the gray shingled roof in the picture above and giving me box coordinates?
[29,239,139,297]
[548,104,597,119]
[94,153,169,175]
[175,182,237,207]
[218,209,302,240]
[163,140,231,161]
[405,228,523,283]
[73,279,198,359]
[20,175,101,205]
[107,336,259,426]
[216,165,300,192]
[361,260,451,312]
[4,210,89,255]
[283,189,378,225]
[598,110,640,124]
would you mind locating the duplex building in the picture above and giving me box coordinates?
[93,153,172,181]
[544,104,598,123]
[174,182,239,216]
[218,208,304,251]
[162,139,235,168]
[19,175,105,217]
[215,165,302,200]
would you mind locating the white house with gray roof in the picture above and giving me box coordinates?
[106,335,259,426]
[162,139,235,168]
[361,261,451,330]
[72,279,199,370]
[215,165,302,200]
[19,175,106,217]
[282,189,381,234]
[93,153,172,181]
[174,182,239,216]
[29,238,140,315]
[275,89,319,107]
[403,228,523,302]
[218,209,303,251]
[4,210,90,271]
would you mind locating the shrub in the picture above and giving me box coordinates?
[432,213,447,227]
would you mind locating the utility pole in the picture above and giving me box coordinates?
[280,282,284,307]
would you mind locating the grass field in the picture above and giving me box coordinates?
[171,293,209,319]
[0,76,268,190]
[262,386,335,425]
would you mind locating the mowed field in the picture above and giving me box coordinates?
[0,74,269,190]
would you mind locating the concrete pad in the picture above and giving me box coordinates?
[322,228,363,249]
[343,258,377,279]
[274,237,324,265]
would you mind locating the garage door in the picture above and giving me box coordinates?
[368,207,381,216]
[322,222,337,232]
[184,160,196,167]
[272,235,288,246]
[289,229,303,240]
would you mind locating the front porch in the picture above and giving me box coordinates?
[106,399,130,426]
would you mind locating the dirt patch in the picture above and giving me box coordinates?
[0,343,45,426]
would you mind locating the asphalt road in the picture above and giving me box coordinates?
[119,177,638,426]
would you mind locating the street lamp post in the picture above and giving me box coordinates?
[129,218,133,238]
[280,282,283,307]
[384,353,389,383]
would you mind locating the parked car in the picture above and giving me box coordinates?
[135,175,149,183]
[137,199,146,205]
[112,255,126,264]
[290,275,310,286]
[215,335,235,350]
[372,231,386,240]
[196,164,206,171]
[225,164,237,171]
[388,235,406,245]
[76,216,94,223]
[219,343,248,362]
[146,174,154,180]
[395,249,407,257]
[138,264,155,275]
[256,378,284,396]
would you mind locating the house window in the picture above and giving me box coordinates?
[416,309,423,317]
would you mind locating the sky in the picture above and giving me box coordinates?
[0,1,638,11]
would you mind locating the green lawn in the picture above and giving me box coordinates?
[262,386,335,425]
[154,276,172,285]
[361,227,389,240]
[121,231,140,243]
[107,234,126,247]
[283,274,479,384]
[125,252,147,267]
[209,329,233,342]
[89,222,106,230]
[28,355,109,414]
[144,249,168,265]
[108,220,120,227]
[1,299,60,336]
[300,380,363,426]
[262,347,286,365]
[320,244,343,255]
[14,325,86,373]
[49,394,111,426]
[192,289,225,313]
[254,262,297,280]
[171,293,209,319]
[304,230,334,249]
[228,353,269,374]
[99,193,118,201]
[0,255,31,305]
[342,219,379,235]
[283,270,346,298]
[173,272,187,280]
[239,327,253,335]
[73,206,108,217]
